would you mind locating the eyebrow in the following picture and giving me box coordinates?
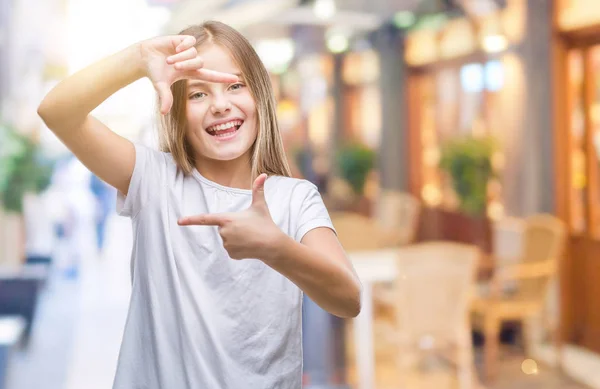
[188,73,243,87]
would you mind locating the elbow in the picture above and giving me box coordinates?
[38,98,82,133]
[37,100,53,128]
[346,297,362,318]
[37,95,64,131]
[349,282,363,318]
[339,297,361,319]
[336,281,362,319]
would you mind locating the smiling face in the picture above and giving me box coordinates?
[185,43,258,164]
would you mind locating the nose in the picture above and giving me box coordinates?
[210,93,232,115]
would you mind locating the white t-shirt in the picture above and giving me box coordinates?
[113,144,334,389]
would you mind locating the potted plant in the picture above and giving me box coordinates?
[439,135,497,216]
[334,143,376,215]
[0,122,55,266]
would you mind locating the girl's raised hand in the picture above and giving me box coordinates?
[139,35,238,114]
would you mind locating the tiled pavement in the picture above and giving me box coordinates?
[5,214,131,389]
[4,272,80,389]
[487,353,584,389]
[344,344,586,389]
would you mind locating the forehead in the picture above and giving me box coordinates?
[196,43,240,75]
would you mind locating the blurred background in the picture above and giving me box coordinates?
[0,0,599,388]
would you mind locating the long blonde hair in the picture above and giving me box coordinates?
[159,21,291,179]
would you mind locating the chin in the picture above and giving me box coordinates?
[196,137,255,162]
[207,148,251,161]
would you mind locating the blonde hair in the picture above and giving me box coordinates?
[159,21,291,179]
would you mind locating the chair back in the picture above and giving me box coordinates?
[515,214,566,302]
[393,242,479,348]
[330,212,386,251]
[374,190,421,246]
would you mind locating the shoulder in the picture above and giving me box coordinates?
[267,177,333,242]
[134,143,176,166]
[132,143,179,180]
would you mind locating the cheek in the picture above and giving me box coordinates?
[186,103,208,127]
[238,94,257,118]
[246,113,259,139]
[241,102,258,129]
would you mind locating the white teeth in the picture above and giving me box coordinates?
[208,120,243,133]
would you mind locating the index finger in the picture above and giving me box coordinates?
[175,35,196,53]
[194,68,239,84]
[178,213,227,226]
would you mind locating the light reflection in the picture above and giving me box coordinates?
[521,358,539,375]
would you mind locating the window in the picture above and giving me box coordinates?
[418,59,508,218]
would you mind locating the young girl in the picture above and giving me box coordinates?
[38,21,361,389]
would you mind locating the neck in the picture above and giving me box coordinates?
[194,152,253,190]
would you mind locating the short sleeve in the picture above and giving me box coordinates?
[293,181,336,242]
[116,143,165,218]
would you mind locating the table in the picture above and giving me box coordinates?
[0,316,25,389]
[349,248,402,389]
[0,264,47,346]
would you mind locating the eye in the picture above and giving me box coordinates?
[229,83,245,91]
[189,92,207,100]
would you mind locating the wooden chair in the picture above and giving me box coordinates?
[384,242,480,389]
[373,190,421,247]
[329,212,388,251]
[330,211,397,366]
[323,178,359,213]
[369,191,423,334]
[471,214,567,381]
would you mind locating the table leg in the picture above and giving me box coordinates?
[353,281,374,389]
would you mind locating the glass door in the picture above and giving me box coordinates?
[567,45,600,238]
[567,49,587,233]
[587,46,600,238]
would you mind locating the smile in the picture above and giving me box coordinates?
[206,119,244,139]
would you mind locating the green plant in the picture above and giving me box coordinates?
[0,122,55,213]
[439,135,497,216]
[336,143,375,196]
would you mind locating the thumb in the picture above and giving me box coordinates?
[251,173,268,208]
[155,82,173,115]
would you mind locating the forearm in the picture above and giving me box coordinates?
[38,43,145,132]
[262,235,362,318]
